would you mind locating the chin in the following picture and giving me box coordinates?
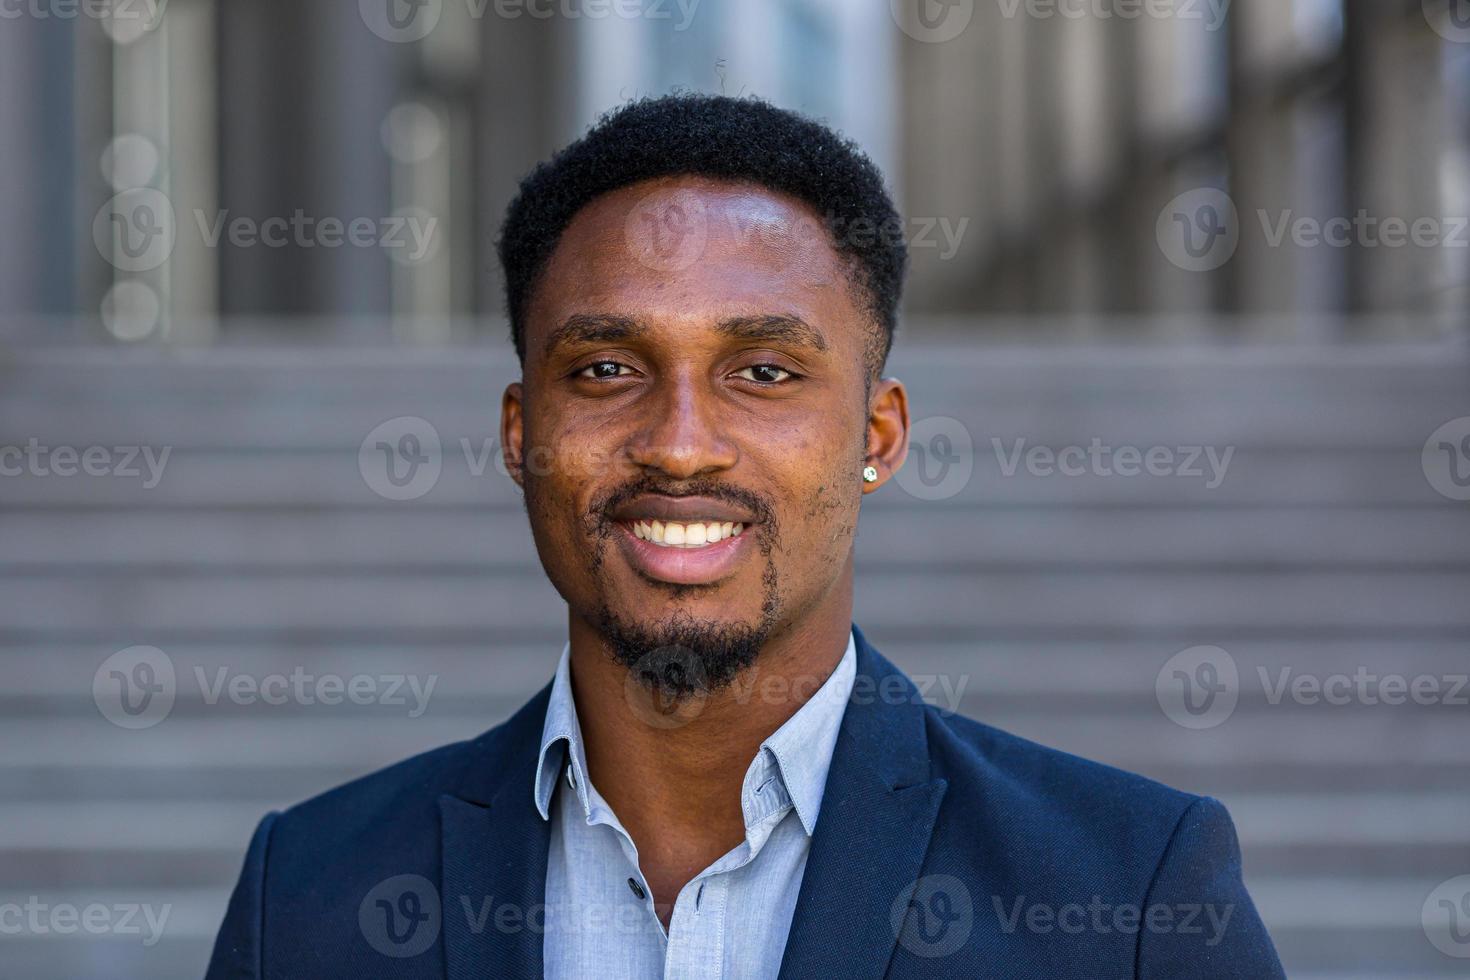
[593,602,777,698]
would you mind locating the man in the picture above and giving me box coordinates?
[207,95,1283,979]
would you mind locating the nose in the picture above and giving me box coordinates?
[624,373,738,480]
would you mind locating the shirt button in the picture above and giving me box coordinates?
[566,765,576,789]
[627,877,646,901]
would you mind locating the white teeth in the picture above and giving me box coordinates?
[630,520,747,548]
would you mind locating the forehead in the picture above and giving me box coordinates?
[526,176,862,356]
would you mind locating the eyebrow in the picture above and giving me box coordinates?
[541,312,828,362]
[716,315,829,353]
[541,314,645,360]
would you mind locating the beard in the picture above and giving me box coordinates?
[593,560,782,701]
[560,472,783,701]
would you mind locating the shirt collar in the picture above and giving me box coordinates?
[532,630,858,837]
[533,642,591,821]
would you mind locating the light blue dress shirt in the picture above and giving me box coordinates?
[533,630,857,979]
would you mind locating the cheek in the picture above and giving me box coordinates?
[756,434,863,551]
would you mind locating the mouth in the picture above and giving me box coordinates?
[604,493,763,586]
[612,517,755,585]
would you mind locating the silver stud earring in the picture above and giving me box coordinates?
[862,465,879,483]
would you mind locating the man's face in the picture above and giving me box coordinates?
[501,175,906,694]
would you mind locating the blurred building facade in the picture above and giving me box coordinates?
[2,0,1466,342]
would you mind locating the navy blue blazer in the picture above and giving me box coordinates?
[206,625,1284,978]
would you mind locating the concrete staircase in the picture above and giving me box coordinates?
[1,338,1467,978]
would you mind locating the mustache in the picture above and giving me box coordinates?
[587,473,777,530]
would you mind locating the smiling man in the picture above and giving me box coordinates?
[207,95,1283,979]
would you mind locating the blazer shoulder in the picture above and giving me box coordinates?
[923,706,1203,842]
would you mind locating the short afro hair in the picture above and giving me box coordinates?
[497,94,907,377]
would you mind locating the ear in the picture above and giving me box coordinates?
[862,377,909,494]
[500,381,525,488]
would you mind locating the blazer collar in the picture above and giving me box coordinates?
[776,623,949,979]
[440,684,552,980]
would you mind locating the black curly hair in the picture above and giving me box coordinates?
[497,94,907,379]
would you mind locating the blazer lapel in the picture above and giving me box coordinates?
[778,626,948,980]
[439,686,552,980]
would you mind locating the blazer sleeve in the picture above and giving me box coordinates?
[205,811,280,980]
[1137,796,1285,979]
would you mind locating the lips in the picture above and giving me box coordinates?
[606,494,760,585]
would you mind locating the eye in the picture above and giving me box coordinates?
[577,360,635,380]
[734,364,796,384]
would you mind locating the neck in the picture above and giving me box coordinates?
[565,560,854,907]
